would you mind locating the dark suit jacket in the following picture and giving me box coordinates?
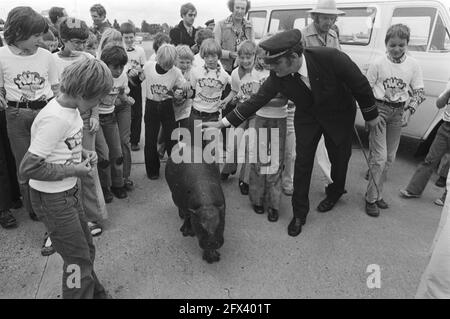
[226,47,377,145]
[169,21,197,48]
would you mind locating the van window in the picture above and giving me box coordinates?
[335,7,376,45]
[268,9,310,34]
[248,11,267,40]
[391,7,437,52]
[429,14,450,52]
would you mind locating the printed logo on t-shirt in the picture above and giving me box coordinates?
[13,71,46,101]
[196,77,226,104]
[64,129,83,164]
[102,86,123,106]
[383,77,407,101]
[151,84,171,100]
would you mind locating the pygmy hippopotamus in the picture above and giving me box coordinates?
[165,143,225,263]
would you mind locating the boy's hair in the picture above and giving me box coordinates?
[200,38,222,59]
[227,0,251,13]
[90,4,107,17]
[237,40,257,56]
[180,3,197,17]
[385,24,410,45]
[153,32,171,52]
[98,28,125,55]
[59,18,90,41]
[48,7,66,24]
[156,44,177,70]
[176,45,194,61]
[100,45,128,67]
[195,28,214,47]
[4,7,49,46]
[60,58,113,100]
[255,45,266,71]
[120,22,135,35]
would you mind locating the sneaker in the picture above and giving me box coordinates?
[376,199,389,209]
[41,233,56,257]
[147,174,159,180]
[111,186,128,199]
[399,189,420,199]
[11,199,23,210]
[131,144,140,152]
[365,201,380,217]
[239,180,249,195]
[124,179,134,192]
[29,211,39,222]
[0,210,18,229]
[434,198,445,206]
[88,221,103,237]
[435,176,446,188]
[102,187,114,203]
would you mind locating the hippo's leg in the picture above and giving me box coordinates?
[180,212,195,237]
[202,249,221,263]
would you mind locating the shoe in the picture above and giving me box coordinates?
[0,210,18,229]
[111,186,128,199]
[41,233,56,257]
[365,201,380,217]
[375,199,389,209]
[220,173,230,181]
[29,211,39,221]
[11,199,23,210]
[435,176,446,188]
[267,208,279,222]
[88,221,103,237]
[288,217,304,237]
[282,188,294,196]
[253,205,264,214]
[399,189,420,198]
[239,180,249,195]
[124,179,134,192]
[317,197,338,213]
[102,187,114,204]
[148,174,159,180]
[434,198,445,207]
[131,144,140,152]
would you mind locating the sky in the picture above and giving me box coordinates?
[0,0,235,27]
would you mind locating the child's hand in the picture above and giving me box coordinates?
[218,99,229,110]
[82,150,98,166]
[0,96,7,111]
[127,96,135,105]
[173,89,184,100]
[128,68,139,78]
[402,108,413,127]
[73,159,93,177]
[89,117,99,133]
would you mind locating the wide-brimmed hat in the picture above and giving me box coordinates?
[309,0,345,16]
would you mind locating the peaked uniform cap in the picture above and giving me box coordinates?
[259,29,303,63]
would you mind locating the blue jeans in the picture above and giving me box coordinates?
[366,102,403,203]
[96,113,124,189]
[30,185,106,299]
[406,122,450,195]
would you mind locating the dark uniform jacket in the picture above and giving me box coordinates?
[169,21,197,48]
[226,47,378,145]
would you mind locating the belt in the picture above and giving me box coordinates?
[192,108,220,117]
[7,98,52,110]
[376,99,405,109]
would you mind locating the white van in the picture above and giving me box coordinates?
[247,0,450,145]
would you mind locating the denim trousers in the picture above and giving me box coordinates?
[0,110,21,210]
[30,185,106,299]
[96,113,124,189]
[80,117,107,221]
[5,107,41,215]
[144,99,177,176]
[406,122,450,195]
[115,103,132,180]
[282,105,296,191]
[366,103,404,203]
[249,116,287,210]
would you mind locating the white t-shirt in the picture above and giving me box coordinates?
[191,65,231,113]
[367,55,424,103]
[99,72,130,115]
[143,61,186,101]
[53,51,92,79]
[28,99,83,193]
[125,45,147,72]
[0,46,58,102]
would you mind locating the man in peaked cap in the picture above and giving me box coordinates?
[205,19,215,31]
[202,29,381,237]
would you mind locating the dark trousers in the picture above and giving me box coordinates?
[144,99,177,176]
[292,121,352,220]
[0,110,21,210]
[30,185,106,299]
[129,82,143,146]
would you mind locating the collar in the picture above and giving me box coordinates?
[387,53,407,64]
[297,57,308,78]
[304,23,337,39]
[224,14,252,28]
